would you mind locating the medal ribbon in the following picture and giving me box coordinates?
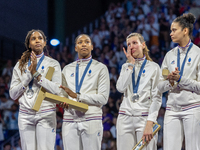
[132,59,147,93]
[75,59,92,94]
[28,54,45,90]
[177,42,193,76]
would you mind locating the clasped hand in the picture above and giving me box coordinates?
[28,51,37,75]
[167,67,180,83]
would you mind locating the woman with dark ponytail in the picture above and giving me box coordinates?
[158,13,200,149]
[9,29,62,150]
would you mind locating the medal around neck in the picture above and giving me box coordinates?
[131,93,139,102]
[26,89,34,99]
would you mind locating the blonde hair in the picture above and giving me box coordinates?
[126,33,152,61]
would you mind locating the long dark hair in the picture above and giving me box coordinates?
[18,29,50,74]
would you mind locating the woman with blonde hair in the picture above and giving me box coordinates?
[116,33,162,150]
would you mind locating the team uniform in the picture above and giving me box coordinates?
[116,57,162,150]
[157,41,200,150]
[9,53,62,150]
[61,56,110,150]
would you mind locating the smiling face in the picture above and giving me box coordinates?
[126,35,145,59]
[75,35,93,59]
[28,31,46,55]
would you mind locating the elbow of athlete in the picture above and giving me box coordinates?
[116,86,126,93]
[9,90,18,100]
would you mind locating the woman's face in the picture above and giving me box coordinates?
[75,35,93,59]
[170,22,188,44]
[29,31,46,55]
[126,36,144,59]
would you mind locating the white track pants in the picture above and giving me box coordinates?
[62,120,103,150]
[164,107,200,150]
[117,114,157,150]
[18,111,56,150]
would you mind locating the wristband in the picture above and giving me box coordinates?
[128,63,135,68]
[33,71,40,78]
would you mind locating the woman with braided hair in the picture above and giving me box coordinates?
[158,13,200,149]
[9,29,62,150]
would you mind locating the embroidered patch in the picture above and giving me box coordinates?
[97,131,101,136]
[71,73,74,77]
[41,66,45,73]
[171,60,175,64]
[88,69,92,76]
[187,57,191,65]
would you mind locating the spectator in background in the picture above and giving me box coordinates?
[110,116,117,139]
[194,31,200,47]
[2,59,13,78]
[157,107,165,149]
[109,67,118,82]
[0,76,5,87]
[0,86,9,99]
[91,28,102,49]
[102,105,113,131]
[192,22,200,38]
[61,46,73,64]
[159,12,170,50]
[137,17,151,47]
[6,104,19,133]
[3,143,12,150]
[0,114,5,144]
[166,9,177,24]
[0,94,14,121]
[150,16,160,47]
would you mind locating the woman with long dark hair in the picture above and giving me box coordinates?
[9,29,62,150]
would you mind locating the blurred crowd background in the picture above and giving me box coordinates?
[1,0,200,149]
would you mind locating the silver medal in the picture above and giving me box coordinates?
[131,93,139,102]
[26,89,34,99]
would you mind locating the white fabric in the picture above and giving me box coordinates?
[9,56,61,149]
[117,114,157,150]
[62,120,103,150]
[158,44,200,106]
[18,111,56,150]
[164,107,200,150]
[158,43,200,150]
[61,58,110,150]
[116,59,162,122]
[62,58,110,121]
[9,56,62,110]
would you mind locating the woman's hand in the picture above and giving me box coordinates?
[167,67,180,82]
[28,51,37,75]
[123,47,135,65]
[142,121,154,144]
[60,85,77,99]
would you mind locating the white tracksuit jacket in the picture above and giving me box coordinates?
[116,58,162,123]
[157,43,200,108]
[9,55,62,112]
[62,57,110,122]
